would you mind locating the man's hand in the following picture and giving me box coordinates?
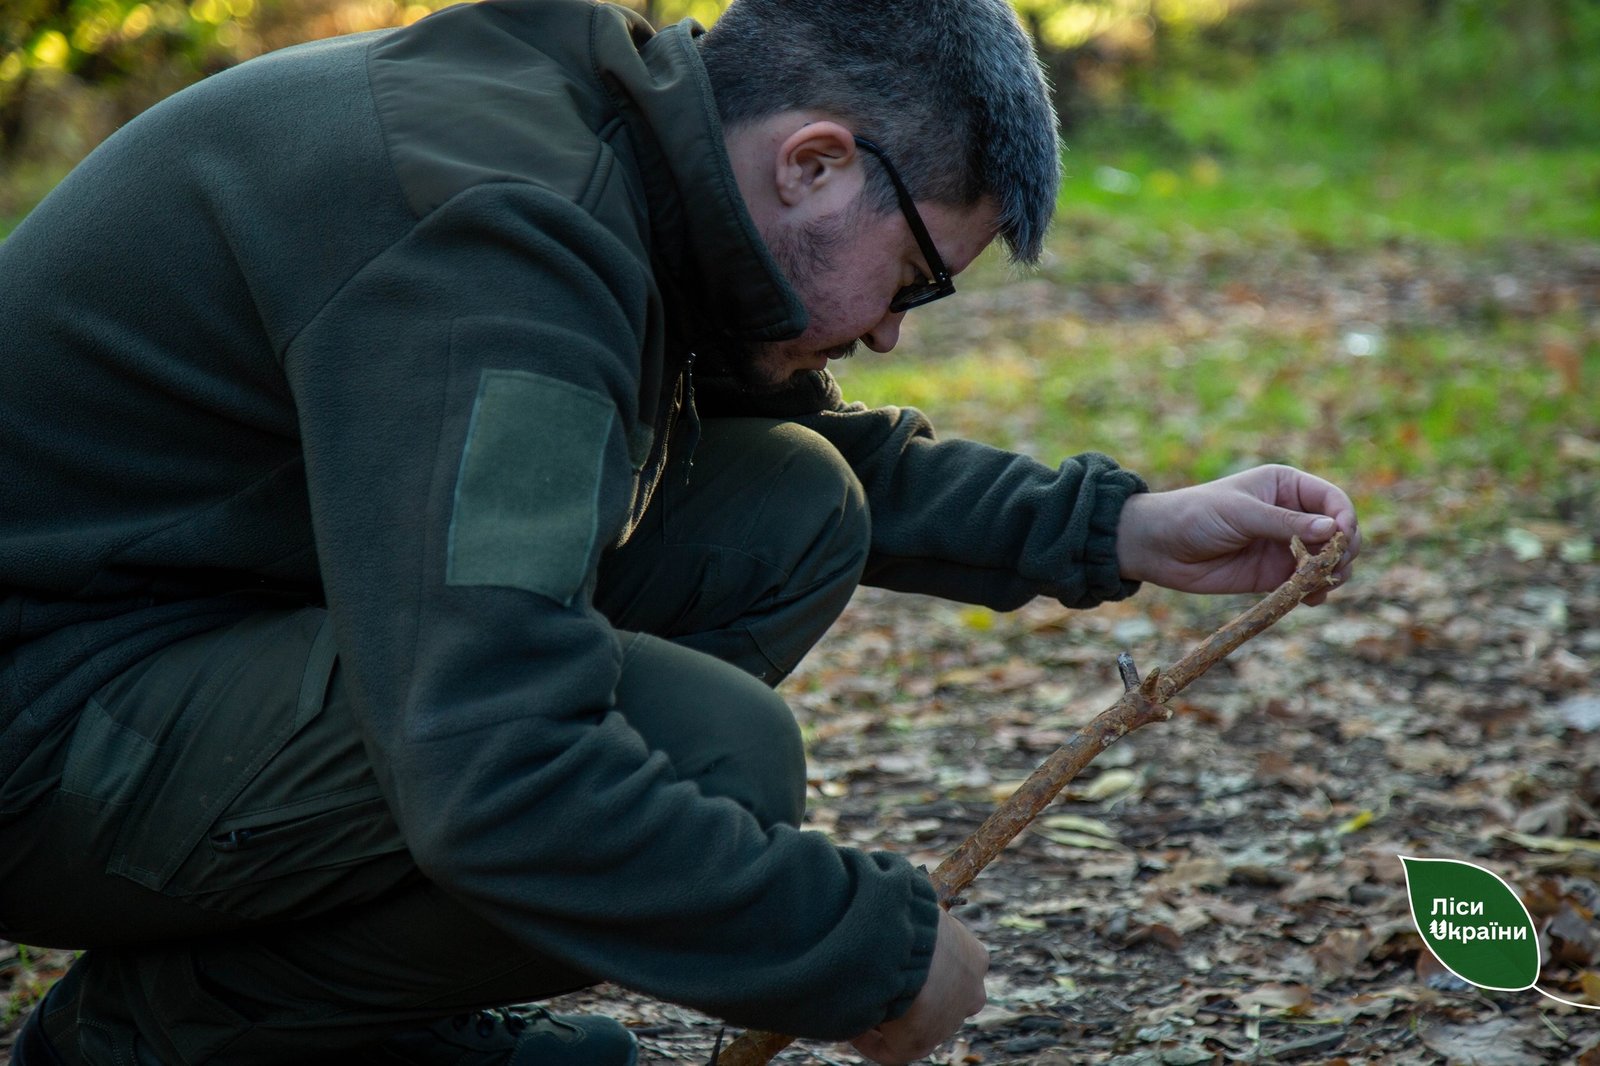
[1115,464,1360,604]
[849,908,988,1065]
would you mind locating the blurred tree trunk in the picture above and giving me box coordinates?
[0,70,31,156]
[1022,9,1092,135]
[0,0,68,157]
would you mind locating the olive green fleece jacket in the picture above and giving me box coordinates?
[0,0,1144,1038]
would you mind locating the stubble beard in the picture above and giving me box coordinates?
[700,207,861,394]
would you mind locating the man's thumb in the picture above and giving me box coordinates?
[1303,515,1337,541]
[1251,504,1334,543]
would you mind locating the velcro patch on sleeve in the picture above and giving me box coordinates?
[447,369,615,605]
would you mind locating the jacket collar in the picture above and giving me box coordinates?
[594,13,808,347]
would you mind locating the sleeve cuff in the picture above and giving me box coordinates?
[879,866,943,1024]
[1077,455,1148,606]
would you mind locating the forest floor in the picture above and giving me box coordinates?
[547,534,1600,1066]
[3,195,1598,1066]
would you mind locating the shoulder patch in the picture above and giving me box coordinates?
[447,369,614,605]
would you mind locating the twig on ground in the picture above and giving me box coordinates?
[712,534,1347,1066]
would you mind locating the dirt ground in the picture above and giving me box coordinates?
[13,539,1600,1065]
[542,535,1600,1065]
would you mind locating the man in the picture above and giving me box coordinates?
[0,0,1360,1062]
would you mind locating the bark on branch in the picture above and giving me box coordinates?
[712,534,1347,1066]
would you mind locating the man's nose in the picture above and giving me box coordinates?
[862,313,903,353]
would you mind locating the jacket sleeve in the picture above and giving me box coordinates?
[706,371,1148,609]
[282,183,938,1039]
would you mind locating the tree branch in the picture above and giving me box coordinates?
[712,534,1347,1066]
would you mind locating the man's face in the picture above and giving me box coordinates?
[730,193,1000,392]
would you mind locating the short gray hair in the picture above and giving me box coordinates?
[697,0,1060,264]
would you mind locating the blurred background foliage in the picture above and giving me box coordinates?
[3,0,1597,178]
[1,0,1595,542]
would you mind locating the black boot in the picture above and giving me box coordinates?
[352,1006,638,1066]
[14,961,635,1066]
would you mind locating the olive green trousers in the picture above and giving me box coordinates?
[0,418,869,1064]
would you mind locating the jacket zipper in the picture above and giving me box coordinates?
[213,828,255,851]
[681,351,702,485]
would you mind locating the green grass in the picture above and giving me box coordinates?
[836,309,1599,545]
[1154,8,1600,158]
[1054,1,1600,247]
[1054,143,1600,247]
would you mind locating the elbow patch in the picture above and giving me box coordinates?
[447,368,614,605]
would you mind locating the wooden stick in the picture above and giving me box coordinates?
[713,534,1347,1066]
[929,532,1344,904]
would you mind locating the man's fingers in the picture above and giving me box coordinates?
[1258,468,1361,557]
[852,909,988,1064]
[1340,520,1363,565]
[1237,500,1333,547]
[850,1028,892,1065]
[850,1027,935,1066]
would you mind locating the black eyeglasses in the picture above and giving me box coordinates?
[853,136,955,314]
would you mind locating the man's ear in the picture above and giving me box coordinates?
[773,120,860,208]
